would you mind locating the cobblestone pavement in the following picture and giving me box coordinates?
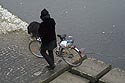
[0,30,64,83]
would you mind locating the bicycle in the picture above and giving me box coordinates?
[29,34,83,67]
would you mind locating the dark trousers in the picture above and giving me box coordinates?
[40,49,54,66]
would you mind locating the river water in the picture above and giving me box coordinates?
[0,0,125,69]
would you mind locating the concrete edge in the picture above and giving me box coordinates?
[41,66,71,83]
[96,64,112,81]
[69,58,112,83]
[30,63,72,83]
[69,67,94,81]
[99,80,106,83]
[99,68,125,83]
[50,71,90,83]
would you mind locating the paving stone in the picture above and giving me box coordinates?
[70,58,111,83]
[50,71,90,83]
[99,68,125,83]
[0,78,14,83]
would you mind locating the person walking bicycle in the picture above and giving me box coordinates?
[38,9,57,70]
[28,8,83,70]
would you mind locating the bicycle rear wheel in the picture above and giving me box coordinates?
[29,40,43,58]
[61,47,83,67]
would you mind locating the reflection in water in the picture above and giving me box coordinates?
[0,0,125,69]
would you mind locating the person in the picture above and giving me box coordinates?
[38,9,57,70]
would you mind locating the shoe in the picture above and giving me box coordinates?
[46,65,51,68]
[47,64,56,70]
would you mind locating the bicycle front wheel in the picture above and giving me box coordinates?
[61,47,82,67]
[29,40,43,58]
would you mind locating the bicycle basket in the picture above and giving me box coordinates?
[60,36,74,48]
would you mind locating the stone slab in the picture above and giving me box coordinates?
[70,58,111,83]
[99,68,125,83]
[50,71,90,83]
[30,61,71,83]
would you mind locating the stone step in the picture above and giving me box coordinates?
[50,71,90,83]
[70,58,112,83]
[99,68,125,83]
[30,61,71,83]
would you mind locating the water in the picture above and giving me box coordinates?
[0,0,125,69]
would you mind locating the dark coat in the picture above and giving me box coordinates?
[38,18,57,45]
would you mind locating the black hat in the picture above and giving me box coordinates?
[41,9,49,17]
